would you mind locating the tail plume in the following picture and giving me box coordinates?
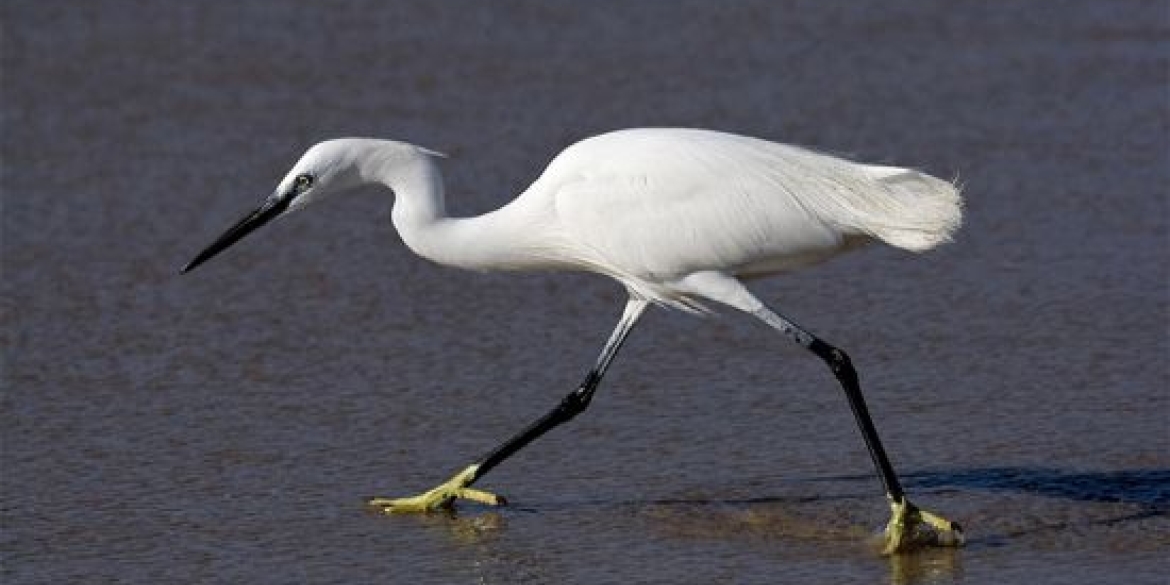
[766,145,964,253]
[854,165,964,252]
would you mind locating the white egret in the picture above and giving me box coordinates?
[182,128,964,553]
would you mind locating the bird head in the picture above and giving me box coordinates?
[179,140,376,274]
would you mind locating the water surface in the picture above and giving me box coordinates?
[2,1,1167,583]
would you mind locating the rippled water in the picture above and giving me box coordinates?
[3,1,1167,583]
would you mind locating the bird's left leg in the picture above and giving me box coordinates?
[369,297,650,514]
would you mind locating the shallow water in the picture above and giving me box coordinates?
[2,1,1167,583]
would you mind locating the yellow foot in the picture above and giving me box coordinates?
[881,498,964,555]
[367,464,506,514]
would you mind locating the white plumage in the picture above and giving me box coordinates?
[181,127,966,552]
[534,129,961,302]
[252,128,960,311]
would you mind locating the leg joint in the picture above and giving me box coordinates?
[829,347,853,377]
[560,386,593,413]
[809,339,857,381]
[556,372,601,420]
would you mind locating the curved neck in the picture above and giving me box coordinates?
[361,142,549,271]
[376,148,447,229]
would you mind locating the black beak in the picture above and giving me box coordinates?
[180,195,289,274]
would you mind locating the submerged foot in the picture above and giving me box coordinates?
[368,464,506,514]
[882,498,964,555]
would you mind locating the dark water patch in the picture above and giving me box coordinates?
[906,468,1170,508]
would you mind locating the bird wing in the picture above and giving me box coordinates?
[538,129,960,283]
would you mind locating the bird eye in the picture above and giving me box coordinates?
[294,174,314,192]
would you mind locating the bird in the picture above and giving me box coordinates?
[181,127,964,554]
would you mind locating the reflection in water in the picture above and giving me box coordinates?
[395,500,966,585]
[378,507,508,545]
[439,511,507,545]
[406,510,553,583]
[402,467,1168,584]
[885,548,963,585]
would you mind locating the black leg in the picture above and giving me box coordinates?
[806,338,906,503]
[371,298,649,512]
[375,288,960,551]
[750,306,905,503]
[748,303,963,553]
[476,371,600,476]
[472,298,649,481]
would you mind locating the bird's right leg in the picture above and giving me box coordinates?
[675,271,962,554]
[369,297,649,514]
[749,304,963,554]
